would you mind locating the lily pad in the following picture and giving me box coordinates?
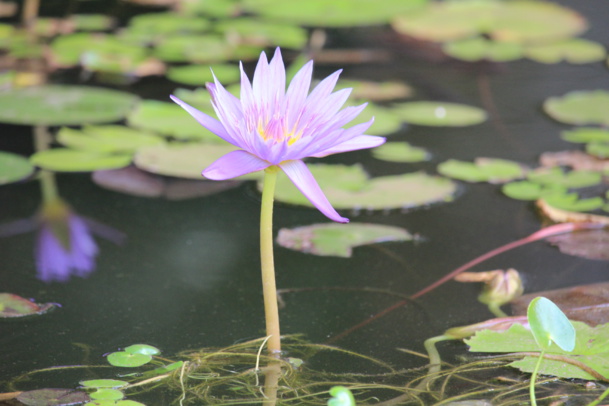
[371,142,430,163]
[438,158,525,183]
[527,167,602,188]
[70,14,115,31]
[443,37,523,62]
[127,12,210,36]
[542,194,604,212]
[528,297,576,352]
[544,90,609,126]
[525,38,606,64]
[17,389,89,406]
[336,80,414,102]
[561,127,609,143]
[214,18,308,49]
[57,126,165,154]
[0,293,56,318]
[166,64,240,86]
[30,149,132,172]
[269,164,457,210]
[89,389,124,401]
[276,223,413,257]
[182,0,241,17]
[80,380,128,389]
[501,181,567,201]
[0,85,138,126]
[586,143,609,159]
[127,100,221,142]
[0,151,35,185]
[392,101,487,127]
[347,101,404,135]
[124,344,160,355]
[107,351,152,367]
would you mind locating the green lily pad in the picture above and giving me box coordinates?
[528,297,576,352]
[134,143,251,179]
[30,149,132,172]
[392,101,487,127]
[443,37,523,62]
[542,194,604,212]
[561,127,609,143]
[501,181,567,201]
[166,64,240,86]
[17,389,89,406]
[371,142,430,163]
[124,344,160,355]
[586,143,609,159]
[347,101,404,135]
[71,14,115,31]
[57,126,165,154]
[438,158,525,183]
[525,38,606,64]
[0,85,138,126]
[80,380,128,389]
[89,389,124,401]
[243,0,427,27]
[336,80,414,102]
[544,90,609,126]
[115,401,146,406]
[0,151,35,185]
[277,223,413,257]
[171,88,215,110]
[182,0,241,17]
[527,167,602,188]
[107,351,152,367]
[214,18,308,49]
[0,293,56,318]
[128,12,210,36]
[270,164,457,210]
[127,100,221,142]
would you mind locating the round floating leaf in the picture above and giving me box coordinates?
[277,223,413,257]
[525,38,606,64]
[243,0,427,27]
[166,64,240,86]
[347,101,404,135]
[115,401,146,406]
[527,167,602,188]
[124,344,160,355]
[438,158,524,183]
[84,401,115,406]
[17,389,89,406]
[80,380,128,389]
[270,165,457,210]
[214,18,308,49]
[183,0,241,17]
[527,297,576,352]
[0,151,34,185]
[71,14,115,31]
[0,85,138,126]
[561,127,609,143]
[542,194,604,212]
[336,80,414,102]
[586,143,609,159]
[443,37,522,62]
[392,101,487,127]
[89,389,124,401]
[502,181,567,201]
[107,351,152,367]
[57,126,165,154]
[30,149,132,172]
[372,142,429,163]
[127,100,221,142]
[0,293,56,318]
[544,90,609,126]
[128,12,210,36]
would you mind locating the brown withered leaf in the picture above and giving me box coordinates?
[511,282,609,326]
[547,228,609,261]
[539,150,609,171]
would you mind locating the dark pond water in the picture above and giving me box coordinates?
[1,0,609,404]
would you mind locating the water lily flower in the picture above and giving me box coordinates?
[171,48,385,223]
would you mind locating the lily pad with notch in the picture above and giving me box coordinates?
[544,90,609,126]
[106,351,152,368]
[57,126,165,154]
[30,149,132,172]
[438,158,525,183]
[525,38,606,64]
[392,101,487,127]
[372,141,430,163]
[0,151,35,185]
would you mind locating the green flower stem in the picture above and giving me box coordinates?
[530,350,546,406]
[260,166,281,355]
[34,126,59,204]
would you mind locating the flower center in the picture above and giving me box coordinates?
[256,116,301,145]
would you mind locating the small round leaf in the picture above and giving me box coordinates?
[107,351,152,367]
[527,296,576,352]
[124,344,160,355]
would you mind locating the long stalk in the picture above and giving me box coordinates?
[260,166,281,355]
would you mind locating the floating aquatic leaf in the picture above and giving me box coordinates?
[166,64,240,86]
[127,100,220,141]
[501,181,566,201]
[346,101,403,135]
[542,194,604,212]
[114,400,146,406]
[525,38,606,64]
[270,164,457,210]
[79,380,128,389]
[214,18,308,49]
[544,90,609,126]
[89,389,124,401]
[57,126,165,154]
[528,297,576,352]
[586,143,609,159]
[0,293,56,318]
[70,14,115,31]
[392,101,487,127]
[107,351,152,367]
[182,0,240,17]
[0,85,138,126]
[336,80,413,102]
[561,128,609,143]
[154,34,228,63]
[277,223,413,257]
[372,142,429,163]
[328,386,356,406]
[124,344,160,355]
[30,149,132,172]
[127,12,210,36]
[243,0,427,27]
[527,167,601,188]
[0,151,34,185]
[438,158,524,183]
[547,230,609,262]
[443,37,522,62]
[17,389,89,406]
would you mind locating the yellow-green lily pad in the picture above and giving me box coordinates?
[71,14,116,31]
[561,127,609,143]
[30,149,132,172]
[542,194,604,212]
[214,18,308,49]
[128,12,210,36]
[0,151,35,185]
[372,141,430,163]
[276,223,413,257]
[89,389,124,401]
[438,158,525,183]
[107,351,152,367]
[80,380,128,389]
[348,101,404,135]
[182,0,241,17]
[124,344,160,355]
[544,90,609,126]
[586,143,609,159]
[57,125,165,154]
[166,64,240,86]
[525,38,606,64]
[0,85,138,126]
[527,167,602,188]
[502,181,567,201]
[392,101,487,127]
[443,37,523,62]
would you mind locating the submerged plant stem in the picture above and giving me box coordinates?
[529,350,545,406]
[260,166,281,355]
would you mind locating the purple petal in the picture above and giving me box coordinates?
[170,95,236,145]
[285,60,313,126]
[311,135,386,157]
[203,150,270,180]
[279,160,348,223]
